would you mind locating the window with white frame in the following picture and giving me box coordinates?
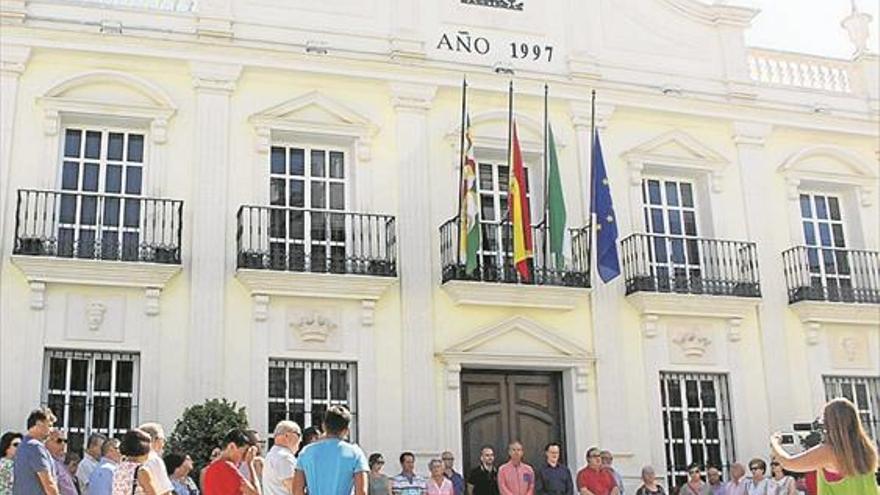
[267,360,357,439]
[659,372,735,489]
[476,161,532,273]
[268,145,347,272]
[42,349,139,454]
[642,178,701,289]
[58,128,145,260]
[799,193,852,299]
[824,376,880,441]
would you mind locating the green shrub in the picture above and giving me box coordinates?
[166,399,249,471]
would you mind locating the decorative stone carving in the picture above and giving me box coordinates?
[841,1,872,57]
[30,282,46,310]
[643,314,660,338]
[86,302,107,331]
[144,288,161,316]
[672,331,712,358]
[361,300,376,327]
[445,362,461,390]
[290,313,337,343]
[727,317,743,342]
[840,336,859,362]
[805,322,821,345]
[575,366,591,392]
[253,294,269,322]
[829,330,870,369]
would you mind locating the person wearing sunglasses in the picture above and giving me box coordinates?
[0,431,23,495]
[575,447,618,495]
[675,463,706,495]
[743,459,770,495]
[770,398,878,495]
[368,454,392,495]
[45,429,77,495]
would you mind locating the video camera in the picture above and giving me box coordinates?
[778,419,824,452]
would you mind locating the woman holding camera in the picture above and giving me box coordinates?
[770,398,878,494]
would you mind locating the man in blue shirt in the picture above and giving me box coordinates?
[442,451,465,495]
[293,405,368,495]
[13,408,59,495]
[86,438,120,495]
[534,443,573,495]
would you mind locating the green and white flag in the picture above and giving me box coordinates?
[547,124,567,268]
[460,114,480,274]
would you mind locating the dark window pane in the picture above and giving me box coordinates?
[683,211,697,236]
[116,361,133,393]
[105,165,122,194]
[77,229,95,258]
[64,129,82,158]
[125,167,142,195]
[270,179,286,206]
[49,358,67,389]
[93,397,110,429]
[85,131,102,159]
[819,224,832,247]
[291,368,304,398]
[271,147,286,174]
[498,166,509,191]
[647,180,661,205]
[290,210,304,239]
[680,183,694,207]
[330,369,348,400]
[479,164,493,190]
[268,367,286,398]
[94,360,112,391]
[312,213,328,240]
[668,380,682,407]
[815,196,828,219]
[290,149,305,176]
[69,396,86,427]
[651,209,665,234]
[311,182,326,209]
[330,214,345,243]
[62,162,80,190]
[83,164,100,192]
[122,232,139,261]
[803,222,816,245]
[665,181,679,206]
[832,224,846,248]
[329,183,344,210]
[312,369,327,399]
[108,133,124,161]
[668,211,682,235]
[289,180,304,208]
[268,403,286,432]
[481,195,495,220]
[60,195,77,224]
[47,395,65,424]
[123,199,140,228]
[828,197,841,221]
[127,134,144,163]
[799,194,812,218]
[329,151,344,178]
[311,150,325,177]
[80,196,97,225]
[114,397,132,430]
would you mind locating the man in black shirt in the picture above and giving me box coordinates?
[467,446,499,495]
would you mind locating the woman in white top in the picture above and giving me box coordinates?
[768,461,794,495]
[113,429,159,495]
[744,459,771,495]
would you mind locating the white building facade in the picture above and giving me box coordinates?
[0,0,878,489]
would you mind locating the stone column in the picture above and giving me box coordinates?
[188,62,241,401]
[391,82,437,455]
[733,121,792,431]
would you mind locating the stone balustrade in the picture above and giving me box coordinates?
[748,48,854,93]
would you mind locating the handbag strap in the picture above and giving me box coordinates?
[131,465,141,495]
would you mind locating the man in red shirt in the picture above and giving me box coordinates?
[575,448,618,495]
[203,429,261,495]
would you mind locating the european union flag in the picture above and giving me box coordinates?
[591,129,620,283]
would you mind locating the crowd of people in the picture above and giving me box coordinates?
[0,399,876,495]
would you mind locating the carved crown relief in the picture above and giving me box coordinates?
[672,330,712,358]
[290,313,337,343]
[86,302,107,331]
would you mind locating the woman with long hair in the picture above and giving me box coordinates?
[770,398,878,494]
[0,432,22,495]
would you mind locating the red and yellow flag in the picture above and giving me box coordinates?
[508,121,533,281]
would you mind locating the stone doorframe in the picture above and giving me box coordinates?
[437,316,597,473]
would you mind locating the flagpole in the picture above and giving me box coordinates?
[589,89,597,284]
[507,80,514,281]
[543,83,550,270]
[456,76,467,270]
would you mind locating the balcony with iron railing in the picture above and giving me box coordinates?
[782,246,880,305]
[236,205,397,276]
[13,189,183,264]
[621,233,761,298]
[439,217,591,289]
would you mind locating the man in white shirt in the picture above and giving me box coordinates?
[76,433,106,494]
[139,423,175,495]
[263,421,301,495]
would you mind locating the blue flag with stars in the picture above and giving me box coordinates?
[591,128,621,283]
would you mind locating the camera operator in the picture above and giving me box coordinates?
[770,398,878,494]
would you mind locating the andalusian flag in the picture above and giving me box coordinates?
[546,124,566,269]
[459,115,480,274]
[509,121,533,281]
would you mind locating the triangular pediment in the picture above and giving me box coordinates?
[441,316,590,359]
[445,110,557,154]
[622,130,727,167]
[249,91,378,137]
[779,145,878,182]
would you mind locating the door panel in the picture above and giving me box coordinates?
[461,371,564,473]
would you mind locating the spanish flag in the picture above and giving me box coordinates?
[509,121,533,281]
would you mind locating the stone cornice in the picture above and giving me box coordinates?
[11,255,181,288]
[790,300,880,327]
[441,280,589,310]
[389,82,437,111]
[190,61,242,93]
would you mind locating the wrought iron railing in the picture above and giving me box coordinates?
[236,205,397,276]
[621,233,760,297]
[13,189,183,264]
[782,246,880,304]
[439,217,591,288]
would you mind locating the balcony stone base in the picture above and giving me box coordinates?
[441,280,590,310]
[627,292,760,340]
[789,300,880,345]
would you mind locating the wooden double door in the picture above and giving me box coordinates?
[461,370,565,473]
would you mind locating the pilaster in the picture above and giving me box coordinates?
[732,121,791,432]
[391,81,437,453]
[188,61,241,401]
